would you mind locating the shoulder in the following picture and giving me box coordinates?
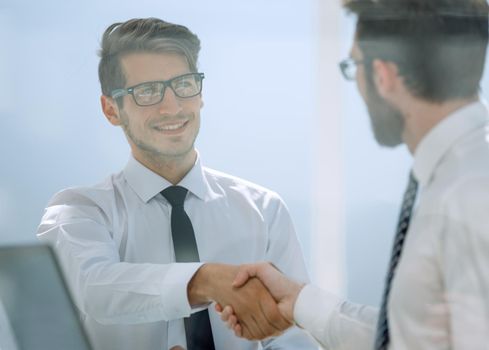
[43,172,126,224]
[48,174,120,205]
[424,131,489,215]
[421,168,489,236]
[203,167,286,209]
[443,174,489,220]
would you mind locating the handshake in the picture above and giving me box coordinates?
[188,262,305,340]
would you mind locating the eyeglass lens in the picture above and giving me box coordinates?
[133,74,202,106]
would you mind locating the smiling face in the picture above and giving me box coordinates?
[105,52,202,168]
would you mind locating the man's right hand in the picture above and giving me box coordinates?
[214,262,305,338]
[187,263,292,340]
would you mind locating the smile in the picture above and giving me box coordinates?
[153,121,188,132]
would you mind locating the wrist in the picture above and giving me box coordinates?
[187,263,239,306]
[188,264,214,305]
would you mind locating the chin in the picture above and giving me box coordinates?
[374,133,404,148]
[368,110,404,148]
[159,145,196,159]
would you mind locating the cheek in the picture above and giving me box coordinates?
[192,111,201,130]
[356,70,368,101]
[183,100,202,119]
[121,108,153,128]
[357,79,367,101]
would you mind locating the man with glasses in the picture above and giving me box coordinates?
[219,0,489,349]
[37,18,316,350]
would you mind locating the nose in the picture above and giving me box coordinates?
[158,87,183,115]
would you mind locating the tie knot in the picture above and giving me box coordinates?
[161,186,188,207]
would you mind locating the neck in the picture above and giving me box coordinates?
[401,95,479,154]
[133,149,197,185]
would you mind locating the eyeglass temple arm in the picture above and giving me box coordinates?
[111,89,130,99]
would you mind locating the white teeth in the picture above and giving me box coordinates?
[155,122,186,131]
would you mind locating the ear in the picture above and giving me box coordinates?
[371,59,400,99]
[101,95,122,126]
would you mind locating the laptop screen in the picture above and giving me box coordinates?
[0,244,92,350]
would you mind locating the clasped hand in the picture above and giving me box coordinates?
[189,263,292,341]
[214,262,304,340]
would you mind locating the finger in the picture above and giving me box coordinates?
[254,282,293,336]
[241,281,284,338]
[232,262,274,288]
[234,323,243,337]
[250,313,268,339]
[254,305,285,339]
[238,321,253,340]
[227,314,238,329]
[234,278,280,340]
[240,321,259,341]
[240,315,264,340]
[220,305,234,322]
[215,303,223,313]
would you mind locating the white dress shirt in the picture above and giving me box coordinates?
[37,153,316,350]
[293,100,489,349]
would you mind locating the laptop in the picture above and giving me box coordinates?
[0,244,93,350]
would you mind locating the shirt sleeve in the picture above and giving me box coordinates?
[294,284,378,350]
[37,190,202,325]
[441,180,489,349]
[259,193,320,349]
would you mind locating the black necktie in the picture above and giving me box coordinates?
[161,186,215,350]
[374,172,418,350]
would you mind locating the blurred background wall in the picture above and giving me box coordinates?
[1,0,486,306]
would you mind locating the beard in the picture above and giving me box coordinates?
[119,109,199,160]
[365,74,405,147]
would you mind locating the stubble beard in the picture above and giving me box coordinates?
[365,76,405,148]
[119,110,199,163]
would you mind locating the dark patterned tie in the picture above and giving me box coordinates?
[161,186,215,350]
[374,172,418,350]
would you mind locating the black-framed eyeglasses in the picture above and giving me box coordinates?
[111,72,205,106]
[339,58,365,81]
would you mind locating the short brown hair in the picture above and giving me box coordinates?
[344,0,489,102]
[98,18,201,97]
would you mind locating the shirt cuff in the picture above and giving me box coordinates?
[160,262,204,319]
[294,284,343,334]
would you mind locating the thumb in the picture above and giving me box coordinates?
[232,265,257,287]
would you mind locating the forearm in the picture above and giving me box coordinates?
[294,285,377,350]
[41,222,201,324]
[79,260,202,324]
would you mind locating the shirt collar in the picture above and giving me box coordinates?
[123,151,215,203]
[413,100,489,187]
